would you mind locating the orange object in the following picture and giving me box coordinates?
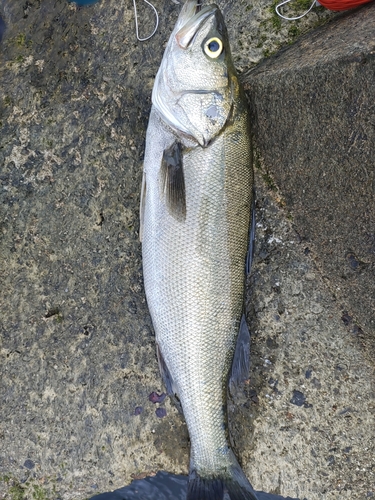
[318,0,372,11]
[276,0,373,19]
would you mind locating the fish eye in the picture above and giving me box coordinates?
[203,37,223,59]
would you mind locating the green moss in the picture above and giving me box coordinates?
[32,485,47,500]
[263,48,270,58]
[268,0,282,30]
[256,34,267,48]
[295,0,314,9]
[8,484,25,500]
[15,55,24,63]
[3,474,60,500]
[54,313,63,324]
[271,15,282,30]
[262,172,277,191]
[1,475,26,499]
[253,150,262,171]
[288,24,300,39]
[16,33,26,46]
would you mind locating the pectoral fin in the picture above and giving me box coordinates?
[229,314,250,396]
[160,142,186,222]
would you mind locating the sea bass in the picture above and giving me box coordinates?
[140,1,256,499]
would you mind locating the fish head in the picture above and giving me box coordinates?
[152,0,237,147]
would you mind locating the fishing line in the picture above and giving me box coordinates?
[133,0,159,41]
[275,0,317,20]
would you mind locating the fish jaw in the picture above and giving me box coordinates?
[174,0,216,33]
[175,5,218,49]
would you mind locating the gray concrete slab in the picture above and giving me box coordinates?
[244,3,375,356]
[241,173,374,499]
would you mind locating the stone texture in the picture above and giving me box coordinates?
[244,3,375,354]
[0,1,188,498]
[240,175,375,499]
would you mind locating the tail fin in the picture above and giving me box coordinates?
[187,454,259,500]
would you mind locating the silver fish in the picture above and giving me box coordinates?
[140,1,257,498]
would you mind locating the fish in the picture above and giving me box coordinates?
[140,1,256,499]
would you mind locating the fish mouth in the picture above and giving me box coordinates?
[175,0,218,49]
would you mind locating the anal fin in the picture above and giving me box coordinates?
[156,343,183,413]
[229,314,250,396]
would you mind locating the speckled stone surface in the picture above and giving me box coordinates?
[239,174,375,499]
[0,0,373,499]
[0,2,184,498]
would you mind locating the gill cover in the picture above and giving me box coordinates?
[152,0,235,147]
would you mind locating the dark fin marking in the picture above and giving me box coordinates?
[187,461,259,500]
[229,314,250,396]
[139,171,146,242]
[156,343,183,414]
[156,343,175,395]
[246,191,256,275]
[187,475,224,500]
[160,142,186,222]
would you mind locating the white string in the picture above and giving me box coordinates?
[275,0,317,20]
[133,0,159,41]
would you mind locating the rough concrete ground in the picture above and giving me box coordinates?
[239,170,375,499]
[244,2,375,355]
[0,0,373,499]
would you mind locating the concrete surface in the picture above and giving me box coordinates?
[244,2,375,355]
[240,174,374,499]
[0,0,373,499]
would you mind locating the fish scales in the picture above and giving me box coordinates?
[141,1,257,498]
[143,106,252,466]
